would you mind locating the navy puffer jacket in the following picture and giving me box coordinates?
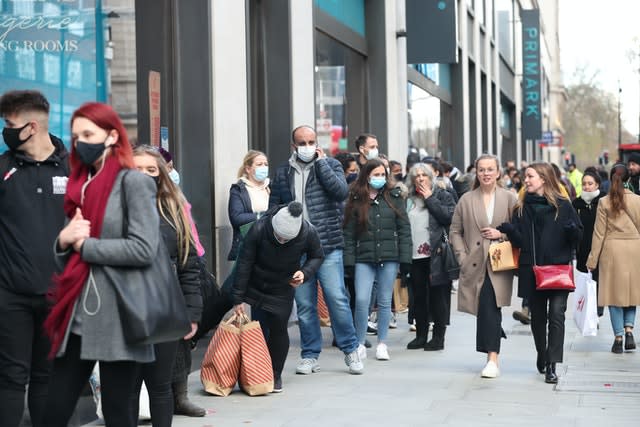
[269,155,348,253]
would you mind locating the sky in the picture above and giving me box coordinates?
[559,0,640,137]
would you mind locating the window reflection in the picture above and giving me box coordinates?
[408,83,441,157]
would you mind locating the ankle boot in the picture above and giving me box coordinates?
[407,325,428,350]
[424,326,445,351]
[544,363,557,384]
[173,379,206,417]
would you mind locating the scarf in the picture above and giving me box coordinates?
[44,156,124,357]
[580,189,600,205]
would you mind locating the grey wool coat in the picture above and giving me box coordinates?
[55,170,159,362]
[449,187,517,316]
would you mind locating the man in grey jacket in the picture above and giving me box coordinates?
[269,125,363,375]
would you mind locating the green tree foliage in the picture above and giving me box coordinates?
[562,67,635,167]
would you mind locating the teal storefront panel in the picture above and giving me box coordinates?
[315,0,365,36]
[0,0,107,152]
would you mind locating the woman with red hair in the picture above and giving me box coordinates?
[43,103,160,427]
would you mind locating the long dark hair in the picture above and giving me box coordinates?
[344,158,404,235]
[609,163,629,217]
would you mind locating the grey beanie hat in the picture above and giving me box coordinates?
[272,202,303,240]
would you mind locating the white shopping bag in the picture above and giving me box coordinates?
[573,271,598,337]
[90,363,151,422]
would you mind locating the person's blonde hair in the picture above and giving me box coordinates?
[133,145,194,265]
[515,162,568,218]
[237,150,267,179]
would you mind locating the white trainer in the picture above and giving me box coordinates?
[481,361,500,378]
[357,344,367,360]
[376,343,390,361]
[295,358,320,375]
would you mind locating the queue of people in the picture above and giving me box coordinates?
[1,88,639,427]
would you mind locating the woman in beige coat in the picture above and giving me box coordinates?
[450,154,517,378]
[587,164,640,353]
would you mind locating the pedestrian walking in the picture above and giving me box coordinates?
[232,201,324,392]
[450,154,517,378]
[131,145,204,423]
[498,162,583,384]
[269,125,363,375]
[404,163,456,351]
[42,103,159,427]
[587,164,640,353]
[343,159,412,361]
[0,90,69,427]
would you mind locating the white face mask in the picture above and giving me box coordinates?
[169,169,180,185]
[297,145,316,162]
[365,148,379,160]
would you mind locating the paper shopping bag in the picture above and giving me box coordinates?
[573,271,598,337]
[200,314,241,396]
[393,278,409,312]
[238,315,274,396]
[488,241,520,271]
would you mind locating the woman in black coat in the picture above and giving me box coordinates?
[232,202,324,392]
[572,170,605,316]
[498,163,582,384]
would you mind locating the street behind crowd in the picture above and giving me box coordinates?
[81,286,640,427]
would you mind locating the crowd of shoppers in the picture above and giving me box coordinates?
[2,88,640,426]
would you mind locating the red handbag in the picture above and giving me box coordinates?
[531,223,575,291]
[533,264,575,291]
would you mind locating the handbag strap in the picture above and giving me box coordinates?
[531,222,537,266]
[120,170,132,237]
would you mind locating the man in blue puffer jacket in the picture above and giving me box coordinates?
[270,125,363,375]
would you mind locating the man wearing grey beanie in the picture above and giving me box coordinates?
[232,202,324,392]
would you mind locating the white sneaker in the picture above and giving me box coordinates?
[481,361,500,378]
[357,344,367,360]
[295,358,320,375]
[389,314,398,329]
[376,343,390,360]
[344,350,364,374]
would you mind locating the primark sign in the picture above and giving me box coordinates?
[0,0,83,52]
[521,9,541,142]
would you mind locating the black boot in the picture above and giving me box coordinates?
[544,363,558,384]
[407,324,428,350]
[424,326,445,351]
[173,379,206,417]
[625,331,636,350]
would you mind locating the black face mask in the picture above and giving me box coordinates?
[151,175,160,186]
[2,122,33,151]
[346,172,358,184]
[393,173,404,182]
[75,140,108,165]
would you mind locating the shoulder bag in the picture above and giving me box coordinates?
[531,222,575,291]
[105,171,192,344]
[430,230,460,287]
[488,240,520,271]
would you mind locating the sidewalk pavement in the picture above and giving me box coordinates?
[89,289,640,427]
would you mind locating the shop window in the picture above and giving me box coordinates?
[43,53,60,85]
[16,50,36,81]
[408,83,441,157]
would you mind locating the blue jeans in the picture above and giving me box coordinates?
[609,306,636,337]
[354,262,398,344]
[295,249,358,359]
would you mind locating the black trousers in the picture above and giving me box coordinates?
[43,334,140,427]
[253,306,290,381]
[0,287,51,427]
[132,340,178,427]
[410,258,449,333]
[530,289,569,363]
[476,274,505,354]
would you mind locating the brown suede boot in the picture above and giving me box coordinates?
[173,380,206,417]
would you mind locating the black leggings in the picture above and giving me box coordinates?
[476,274,505,354]
[131,340,178,427]
[410,258,449,331]
[43,334,139,427]
[253,306,290,381]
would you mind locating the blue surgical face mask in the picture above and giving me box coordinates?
[365,148,379,160]
[369,176,386,190]
[297,145,317,162]
[169,169,180,185]
[254,165,269,182]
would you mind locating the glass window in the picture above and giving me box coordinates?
[0,49,5,75]
[43,3,61,15]
[13,2,33,15]
[16,50,36,80]
[315,0,365,36]
[67,59,83,89]
[408,83,441,157]
[43,53,60,85]
[496,0,514,65]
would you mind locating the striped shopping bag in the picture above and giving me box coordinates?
[238,314,274,396]
[200,314,241,396]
